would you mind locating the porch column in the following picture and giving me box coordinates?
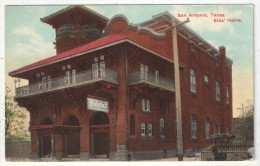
[29,129,39,159]
[54,134,63,160]
[80,124,90,160]
[114,49,129,161]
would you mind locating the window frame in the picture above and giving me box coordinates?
[142,98,151,112]
[216,81,220,101]
[204,75,209,84]
[190,69,197,93]
[160,118,165,137]
[205,119,210,139]
[226,86,229,104]
[141,123,146,136]
[148,123,153,137]
[191,115,197,139]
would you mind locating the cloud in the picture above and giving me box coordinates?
[6,25,55,93]
[170,5,243,33]
[6,25,55,71]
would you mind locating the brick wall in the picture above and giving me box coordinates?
[5,141,31,158]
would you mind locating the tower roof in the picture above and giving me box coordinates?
[40,5,109,28]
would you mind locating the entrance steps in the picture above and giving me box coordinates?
[62,155,81,161]
[89,154,109,161]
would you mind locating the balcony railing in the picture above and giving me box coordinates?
[129,71,175,92]
[15,68,118,98]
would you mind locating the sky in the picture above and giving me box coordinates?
[3,4,254,119]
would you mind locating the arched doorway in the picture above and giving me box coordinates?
[39,117,53,158]
[90,112,110,158]
[63,115,80,158]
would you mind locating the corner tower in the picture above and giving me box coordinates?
[41,5,109,54]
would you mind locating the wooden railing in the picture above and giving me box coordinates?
[15,68,118,98]
[129,71,175,92]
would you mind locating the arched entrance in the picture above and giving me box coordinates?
[39,117,53,158]
[63,115,80,158]
[90,112,110,158]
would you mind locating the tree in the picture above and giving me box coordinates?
[239,101,254,144]
[5,85,28,141]
[242,107,254,142]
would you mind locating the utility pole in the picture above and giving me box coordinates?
[171,18,189,161]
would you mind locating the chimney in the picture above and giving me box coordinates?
[219,46,226,64]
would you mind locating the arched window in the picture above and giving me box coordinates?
[130,114,135,135]
[63,115,80,126]
[40,117,53,125]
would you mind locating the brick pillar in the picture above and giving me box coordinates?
[219,46,231,133]
[54,134,63,160]
[29,129,39,159]
[80,124,90,160]
[113,49,129,161]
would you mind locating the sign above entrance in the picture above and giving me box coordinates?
[87,97,109,112]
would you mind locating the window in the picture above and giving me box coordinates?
[57,24,74,34]
[140,64,149,80]
[205,119,210,139]
[142,99,151,112]
[191,115,197,139]
[72,69,76,83]
[226,86,229,104]
[155,70,159,84]
[160,118,165,136]
[148,123,153,136]
[141,123,146,136]
[65,71,70,84]
[204,75,209,84]
[130,115,135,135]
[216,81,220,101]
[190,69,196,93]
[92,56,106,79]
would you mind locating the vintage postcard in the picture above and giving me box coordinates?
[1,1,258,166]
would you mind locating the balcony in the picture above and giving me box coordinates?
[15,68,118,98]
[129,71,175,92]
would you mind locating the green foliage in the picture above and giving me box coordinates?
[240,106,254,143]
[5,85,28,140]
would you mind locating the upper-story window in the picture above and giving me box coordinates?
[92,55,105,79]
[148,123,153,136]
[57,24,74,35]
[204,75,209,84]
[142,99,151,112]
[205,118,210,139]
[155,70,159,84]
[62,64,76,85]
[190,69,196,93]
[216,81,220,101]
[226,86,229,104]
[160,118,165,137]
[141,123,146,136]
[191,115,197,139]
[140,64,149,80]
[83,24,102,38]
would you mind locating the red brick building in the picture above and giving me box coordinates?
[9,6,233,161]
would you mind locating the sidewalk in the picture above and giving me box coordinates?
[6,156,200,162]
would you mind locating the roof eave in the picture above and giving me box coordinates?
[41,5,109,24]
